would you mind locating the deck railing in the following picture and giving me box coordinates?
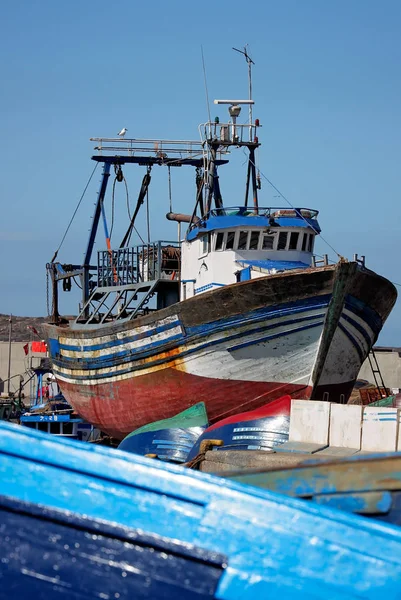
[97,241,181,287]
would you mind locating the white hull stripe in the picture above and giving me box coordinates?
[52,312,326,385]
[59,315,180,350]
[55,295,332,354]
[54,311,326,372]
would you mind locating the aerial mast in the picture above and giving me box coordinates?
[232,45,255,141]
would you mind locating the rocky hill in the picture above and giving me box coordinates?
[0,314,48,342]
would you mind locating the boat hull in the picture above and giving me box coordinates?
[45,262,397,439]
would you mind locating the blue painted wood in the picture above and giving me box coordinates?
[312,491,393,515]
[0,495,225,599]
[3,422,401,599]
[376,492,401,527]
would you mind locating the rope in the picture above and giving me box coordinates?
[50,162,99,263]
[146,187,151,244]
[245,151,342,259]
[110,173,130,240]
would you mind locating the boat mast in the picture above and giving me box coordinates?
[233,46,255,142]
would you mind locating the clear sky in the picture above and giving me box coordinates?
[1,0,400,345]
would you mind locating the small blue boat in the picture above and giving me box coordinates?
[20,364,97,441]
[2,421,401,599]
[119,402,208,463]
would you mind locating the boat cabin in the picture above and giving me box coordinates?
[180,207,320,299]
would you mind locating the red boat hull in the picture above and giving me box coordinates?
[61,369,312,440]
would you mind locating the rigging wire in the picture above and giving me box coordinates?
[245,151,342,259]
[50,162,99,263]
[201,45,212,124]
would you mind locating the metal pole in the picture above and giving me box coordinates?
[7,314,12,395]
[248,58,252,141]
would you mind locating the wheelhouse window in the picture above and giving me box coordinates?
[262,234,275,250]
[215,232,224,251]
[308,234,314,252]
[249,231,260,250]
[202,233,210,255]
[226,231,235,250]
[301,233,308,251]
[238,230,248,250]
[277,231,288,250]
[289,232,299,250]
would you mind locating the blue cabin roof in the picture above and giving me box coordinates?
[187,207,321,241]
[238,259,309,272]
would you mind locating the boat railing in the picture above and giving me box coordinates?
[200,120,260,147]
[97,241,181,288]
[89,137,227,161]
[188,206,319,231]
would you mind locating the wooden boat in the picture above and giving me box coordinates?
[118,402,208,462]
[3,421,401,598]
[44,59,397,440]
[186,395,291,461]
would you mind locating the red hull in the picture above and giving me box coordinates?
[61,368,312,440]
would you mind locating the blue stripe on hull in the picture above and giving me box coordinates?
[228,320,324,352]
[344,295,382,336]
[51,312,325,382]
[338,323,364,362]
[56,295,332,354]
[49,293,378,384]
[57,311,326,369]
[59,319,181,353]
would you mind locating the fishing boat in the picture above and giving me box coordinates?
[3,420,401,599]
[44,60,397,440]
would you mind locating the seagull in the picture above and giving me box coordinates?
[117,127,128,137]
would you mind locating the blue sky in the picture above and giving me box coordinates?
[1,0,400,345]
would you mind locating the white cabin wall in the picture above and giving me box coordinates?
[180,226,316,299]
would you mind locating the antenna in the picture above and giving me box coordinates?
[232,45,254,141]
[201,46,212,123]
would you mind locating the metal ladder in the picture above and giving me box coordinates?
[367,348,387,398]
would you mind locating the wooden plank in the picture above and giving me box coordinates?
[275,441,328,454]
[311,491,392,515]
[329,404,362,450]
[318,446,359,457]
[228,453,401,498]
[361,407,399,452]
